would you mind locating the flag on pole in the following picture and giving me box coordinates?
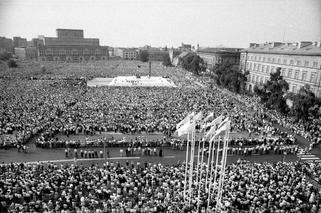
[206,115,223,129]
[214,120,231,137]
[176,112,195,130]
[202,112,214,124]
[194,111,203,124]
[177,115,195,136]
[205,115,223,138]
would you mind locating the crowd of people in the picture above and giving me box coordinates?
[1,160,321,212]
[1,59,321,212]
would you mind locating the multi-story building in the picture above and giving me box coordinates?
[14,47,37,60]
[0,37,14,53]
[114,48,138,60]
[148,49,169,61]
[197,47,241,71]
[37,29,108,62]
[13,37,28,48]
[240,41,321,97]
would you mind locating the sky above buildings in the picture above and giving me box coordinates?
[0,0,320,48]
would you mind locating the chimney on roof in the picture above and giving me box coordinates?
[298,41,312,48]
[249,43,257,48]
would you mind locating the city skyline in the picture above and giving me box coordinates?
[0,0,320,48]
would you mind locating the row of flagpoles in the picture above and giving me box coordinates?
[176,111,231,212]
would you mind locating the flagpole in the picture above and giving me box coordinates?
[197,137,206,212]
[188,122,195,206]
[205,135,213,191]
[215,126,229,211]
[212,136,221,202]
[207,135,216,208]
[184,131,190,202]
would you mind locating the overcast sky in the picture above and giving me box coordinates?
[0,0,320,48]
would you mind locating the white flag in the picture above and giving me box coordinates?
[214,120,231,137]
[194,111,203,123]
[205,115,223,138]
[177,118,194,136]
[202,112,214,124]
[206,115,223,129]
[176,112,195,130]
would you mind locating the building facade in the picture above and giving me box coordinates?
[0,37,14,53]
[13,37,27,48]
[37,29,108,62]
[14,47,37,60]
[197,47,241,71]
[240,41,321,97]
[148,49,169,61]
[114,48,138,60]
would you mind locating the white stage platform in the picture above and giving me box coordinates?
[87,76,176,87]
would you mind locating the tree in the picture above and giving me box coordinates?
[255,67,289,113]
[291,85,318,120]
[162,54,172,67]
[138,50,149,62]
[212,62,248,93]
[0,52,12,61]
[181,53,206,75]
[7,59,17,68]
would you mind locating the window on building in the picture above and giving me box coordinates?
[310,72,316,82]
[313,62,318,68]
[268,57,271,62]
[45,49,53,55]
[304,61,309,67]
[95,49,101,55]
[254,56,257,61]
[258,56,261,61]
[263,57,266,62]
[290,60,294,65]
[277,58,281,64]
[257,64,261,71]
[262,65,265,72]
[292,85,297,93]
[256,76,259,83]
[260,77,264,84]
[296,60,301,66]
[302,71,307,81]
[271,66,275,73]
[83,49,90,55]
[288,69,292,78]
[266,65,270,73]
[294,70,300,79]
[272,58,275,63]
[253,63,257,71]
[283,59,287,64]
[281,68,286,76]
[59,49,66,55]
[71,49,78,55]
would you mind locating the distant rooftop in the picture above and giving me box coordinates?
[242,41,321,56]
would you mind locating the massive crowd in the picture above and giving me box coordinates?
[1,60,321,212]
[1,160,321,212]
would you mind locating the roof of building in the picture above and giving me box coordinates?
[197,47,242,54]
[242,41,321,56]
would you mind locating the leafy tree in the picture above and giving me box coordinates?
[181,53,206,75]
[7,59,17,68]
[291,85,318,120]
[162,54,172,67]
[255,67,289,113]
[212,62,248,93]
[0,52,12,61]
[138,50,149,62]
